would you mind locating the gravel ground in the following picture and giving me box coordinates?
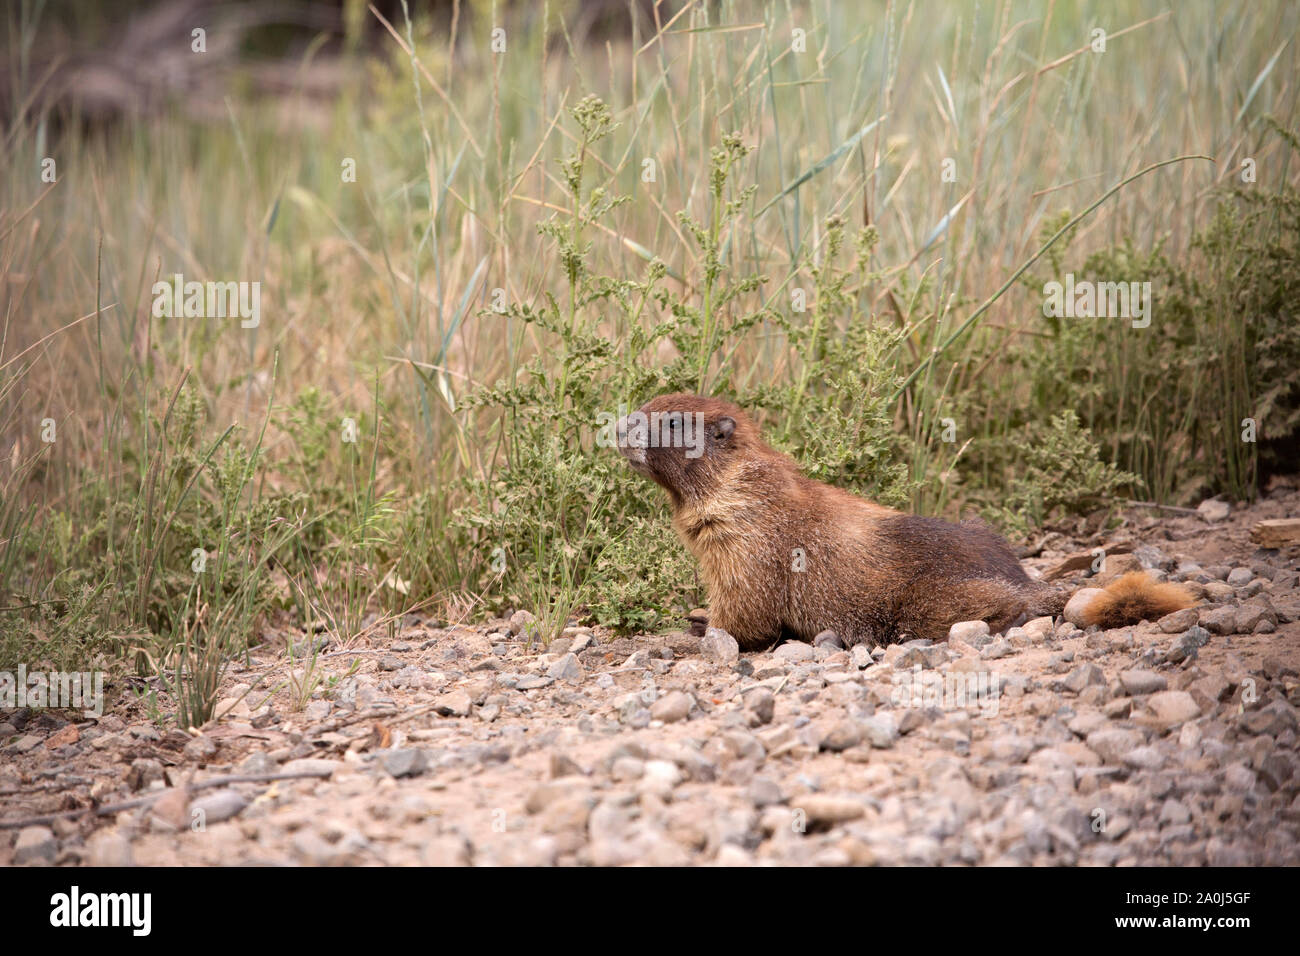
[3,487,1299,867]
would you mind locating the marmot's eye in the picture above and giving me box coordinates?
[667,414,680,429]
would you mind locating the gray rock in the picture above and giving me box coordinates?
[1064,589,1105,627]
[744,687,775,726]
[1023,616,1055,641]
[1119,669,1168,696]
[882,644,928,668]
[190,789,249,824]
[1144,691,1200,728]
[620,649,653,670]
[1200,606,1238,635]
[549,752,585,779]
[1068,711,1109,737]
[918,644,953,667]
[1177,721,1203,749]
[13,826,56,864]
[1165,625,1210,663]
[989,735,1033,763]
[508,609,537,637]
[1235,604,1274,633]
[238,752,277,775]
[1239,700,1299,736]
[380,747,429,778]
[650,691,693,724]
[1188,674,1231,708]
[1055,621,1083,641]
[701,627,740,665]
[1258,754,1294,791]
[1226,567,1254,587]
[1133,545,1174,571]
[290,636,331,658]
[433,690,473,717]
[980,639,1014,660]
[1122,745,1166,770]
[1086,728,1144,764]
[1028,746,1082,770]
[1156,606,1200,633]
[546,653,585,684]
[303,700,331,721]
[610,756,645,781]
[1197,499,1230,522]
[182,735,218,762]
[861,714,898,749]
[640,760,681,796]
[516,675,554,690]
[1061,663,1106,694]
[897,709,927,735]
[127,757,166,790]
[820,720,862,752]
[850,644,874,669]
[1203,581,1236,602]
[774,642,815,663]
[948,620,990,644]
[1222,764,1257,792]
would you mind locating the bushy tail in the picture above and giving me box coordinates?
[1078,571,1194,629]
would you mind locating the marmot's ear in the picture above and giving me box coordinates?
[713,417,735,441]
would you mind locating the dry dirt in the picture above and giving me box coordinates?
[3,487,1299,866]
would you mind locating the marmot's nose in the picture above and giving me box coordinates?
[616,416,644,447]
[615,415,647,463]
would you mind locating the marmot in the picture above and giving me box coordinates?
[616,393,1193,650]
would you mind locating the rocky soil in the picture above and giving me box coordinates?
[3,487,1299,867]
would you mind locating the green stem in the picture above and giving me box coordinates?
[556,134,588,411]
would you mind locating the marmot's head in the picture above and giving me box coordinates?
[616,393,760,504]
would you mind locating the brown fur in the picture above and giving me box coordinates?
[617,394,1192,649]
[1079,572,1194,629]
